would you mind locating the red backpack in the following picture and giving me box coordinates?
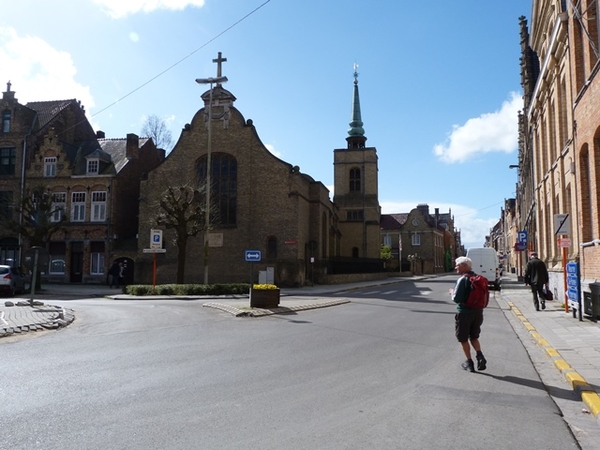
[465,273,490,309]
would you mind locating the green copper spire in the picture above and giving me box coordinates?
[348,64,365,137]
[346,64,367,149]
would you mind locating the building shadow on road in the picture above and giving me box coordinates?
[478,372,580,401]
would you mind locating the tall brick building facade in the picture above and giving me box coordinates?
[515,1,600,311]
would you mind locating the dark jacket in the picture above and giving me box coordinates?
[524,257,549,285]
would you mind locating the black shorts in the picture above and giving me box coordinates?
[455,311,484,343]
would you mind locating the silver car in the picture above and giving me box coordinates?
[0,265,27,296]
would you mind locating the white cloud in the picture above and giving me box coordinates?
[433,92,521,164]
[380,200,495,250]
[129,31,140,42]
[93,0,206,19]
[0,27,95,111]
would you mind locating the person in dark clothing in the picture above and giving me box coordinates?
[451,256,487,372]
[108,261,120,288]
[524,251,549,311]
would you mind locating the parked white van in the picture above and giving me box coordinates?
[466,247,501,290]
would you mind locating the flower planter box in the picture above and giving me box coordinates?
[250,288,280,308]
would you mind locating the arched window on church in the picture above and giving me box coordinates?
[197,152,237,226]
[349,167,361,192]
[2,110,10,133]
[267,236,277,258]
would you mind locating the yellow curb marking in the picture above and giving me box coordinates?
[565,371,590,391]
[581,391,600,417]
[554,359,572,372]
[507,299,600,419]
[536,339,550,347]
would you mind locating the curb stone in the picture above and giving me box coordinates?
[203,299,351,317]
[508,301,600,425]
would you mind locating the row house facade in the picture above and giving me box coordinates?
[0,83,164,283]
[515,0,600,311]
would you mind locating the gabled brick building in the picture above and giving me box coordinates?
[0,82,164,283]
[381,204,457,274]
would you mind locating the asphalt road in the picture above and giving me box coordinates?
[0,276,591,450]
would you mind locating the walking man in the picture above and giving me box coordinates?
[451,256,487,372]
[524,251,549,311]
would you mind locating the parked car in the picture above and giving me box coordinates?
[0,265,27,296]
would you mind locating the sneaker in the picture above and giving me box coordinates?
[541,301,546,310]
[476,354,487,371]
[461,359,475,372]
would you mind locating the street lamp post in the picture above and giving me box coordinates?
[195,75,228,284]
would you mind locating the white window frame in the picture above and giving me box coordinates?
[91,191,107,222]
[51,192,66,222]
[383,234,392,247]
[71,192,86,222]
[44,157,57,177]
[87,159,99,175]
[91,252,104,275]
[411,233,421,246]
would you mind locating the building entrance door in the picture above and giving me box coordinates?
[70,242,83,282]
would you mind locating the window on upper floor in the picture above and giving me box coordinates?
[0,147,16,175]
[347,210,363,221]
[87,159,99,175]
[71,192,86,222]
[2,110,10,133]
[197,152,237,226]
[91,191,107,222]
[349,167,361,192]
[411,233,421,246]
[44,157,57,177]
[51,192,66,222]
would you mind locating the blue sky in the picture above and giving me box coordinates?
[0,0,528,250]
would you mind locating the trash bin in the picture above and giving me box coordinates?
[588,282,600,322]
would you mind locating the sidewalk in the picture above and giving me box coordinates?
[500,273,600,426]
[2,275,600,426]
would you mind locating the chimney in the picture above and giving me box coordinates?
[126,133,139,159]
[96,130,105,139]
[416,203,429,217]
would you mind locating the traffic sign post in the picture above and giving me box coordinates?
[144,246,166,288]
[566,262,581,321]
[245,250,262,288]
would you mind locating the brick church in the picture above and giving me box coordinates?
[136,54,381,287]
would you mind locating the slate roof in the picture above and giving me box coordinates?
[98,137,151,173]
[380,213,409,230]
[25,99,76,129]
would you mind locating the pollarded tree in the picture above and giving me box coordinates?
[0,185,67,291]
[154,184,208,284]
[1,186,67,247]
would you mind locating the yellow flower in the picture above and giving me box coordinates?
[252,284,278,290]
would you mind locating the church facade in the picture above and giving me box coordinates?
[136,54,381,287]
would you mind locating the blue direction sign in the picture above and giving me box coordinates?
[566,261,580,309]
[245,250,262,262]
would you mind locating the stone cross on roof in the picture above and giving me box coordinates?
[213,52,227,78]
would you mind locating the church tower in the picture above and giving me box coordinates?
[333,65,380,259]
